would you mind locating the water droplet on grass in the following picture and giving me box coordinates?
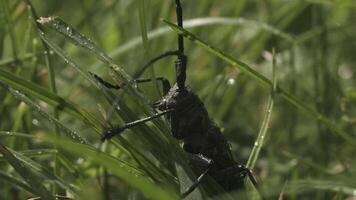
[227,78,235,85]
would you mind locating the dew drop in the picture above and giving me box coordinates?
[32,119,39,126]
[227,78,235,86]
[76,157,84,164]
[338,65,353,79]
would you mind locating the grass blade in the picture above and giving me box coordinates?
[0,143,55,200]
[0,149,57,160]
[3,147,78,196]
[39,134,179,200]
[247,49,277,169]
[0,83,88,144]
[37,16,113,66]
[0,131,35,139]
[0,69,103,131]
[0,171,36,195]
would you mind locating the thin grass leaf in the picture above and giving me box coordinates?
[39,134,179,200]
[0,83,88,144]
[0,143,55,200]
[0,171,36,195]
[163,19,356,148]
[0,149,57,160]
[247,49,277,169]
[26,1,61,188]
[7,147,77,195]
[0,131,35,139]
[0,69,103,131]
[36,30,98,85]
[37,16,113,66]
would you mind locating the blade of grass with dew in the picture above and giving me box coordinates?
[0,149,57,160]
[0,143,55,200]
[0,171,36,195]
[6,147,78,195]
[0,83,88,144]
[247,49,277,169]
[39,133,179,200]
[37,16,113,66]
[0,68,103,131]
[25,1,61,188]
[0,131,35,139]
[36,29,98,85]
[163,20,356,148]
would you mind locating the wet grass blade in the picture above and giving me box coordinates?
[0,83,89,144]
[0,149,57,160]
[0,143,55,200]
[39,134,179,200]
[0,171,36,195]
[6,147,77,195]
[247,49,277,169]
[37,16,113,66]
[163,19,356,148]
[0,69,102,131]
[0,131,35,139]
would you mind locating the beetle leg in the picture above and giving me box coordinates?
[212,164,258,189]
[181,154,214,198]
[101,108,174,141]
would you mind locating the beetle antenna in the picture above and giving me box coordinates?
[175,0,187,90]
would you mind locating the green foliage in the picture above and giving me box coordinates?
[0,0,355,199]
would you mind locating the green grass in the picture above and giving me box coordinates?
[0,0,355,199]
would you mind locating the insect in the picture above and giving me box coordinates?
[93,0,258,198]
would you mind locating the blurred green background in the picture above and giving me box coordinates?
[0,0,355,199]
